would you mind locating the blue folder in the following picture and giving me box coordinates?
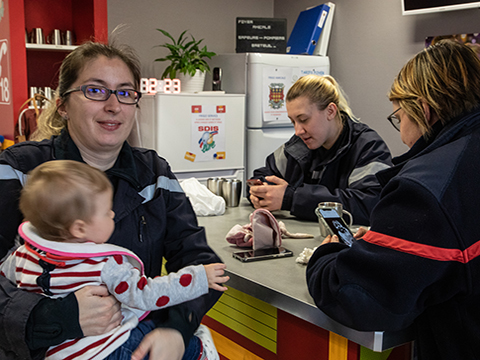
[286,4,331,55]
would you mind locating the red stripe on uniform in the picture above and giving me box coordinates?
[363,231,480,263]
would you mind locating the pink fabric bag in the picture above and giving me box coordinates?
[225,209,281,250]
[226,209,315,250]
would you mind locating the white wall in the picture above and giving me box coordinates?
[108,0,274,79]
[274,1,480,155]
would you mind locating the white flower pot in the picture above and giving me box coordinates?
[176,70,206,93]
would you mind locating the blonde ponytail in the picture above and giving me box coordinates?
[287,74,358,123]
[30,94,66,141]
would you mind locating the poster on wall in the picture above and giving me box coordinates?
[261,65,329,124]
[262,66,291,123]
[189,104,226,162]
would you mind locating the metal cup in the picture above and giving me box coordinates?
[206,177,216,194]
[43,87,53,100]
[222,179,242,207]
[206,177,225,197]
[64,30,74,45]
[48,29,62,45]
[30,28,44,44]
[29,86,38,98]
[315,202,353,237]
[29,87,43,107]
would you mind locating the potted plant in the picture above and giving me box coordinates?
[154,29,216,92]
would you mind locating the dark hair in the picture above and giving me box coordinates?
[31,41,141,141]
[58,41,141,98]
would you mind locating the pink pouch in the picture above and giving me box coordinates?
[225,209,281,250]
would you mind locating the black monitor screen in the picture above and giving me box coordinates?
[403,0,480,14]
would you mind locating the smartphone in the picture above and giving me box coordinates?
[246,178,264,187]
[317,208,356,247]
[233,247,293,262]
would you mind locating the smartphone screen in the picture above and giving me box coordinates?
[318,208,355,247]
[233,247,293,262]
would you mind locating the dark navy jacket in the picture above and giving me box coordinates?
[0,131,222,359]
[307,108,480,360]
[251,116,392,225]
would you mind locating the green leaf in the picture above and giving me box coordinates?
[156,29,176,44]
[154,29,216,74]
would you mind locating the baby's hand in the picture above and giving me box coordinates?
[204,263,229,292]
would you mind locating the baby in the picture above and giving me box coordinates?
[0,160,229,360]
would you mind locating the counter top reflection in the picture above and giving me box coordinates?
[198,199,412,352]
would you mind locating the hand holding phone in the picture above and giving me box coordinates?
[247,178,264,187]
[317,208,356,247]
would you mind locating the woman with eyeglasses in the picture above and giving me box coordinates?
[248,75,393,225]
[0,42,223,360]
[307,40,480,360]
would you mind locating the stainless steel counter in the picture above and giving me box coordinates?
[198,199,413,352]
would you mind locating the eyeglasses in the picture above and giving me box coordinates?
[62,85,142,105]
[387,107,401,131]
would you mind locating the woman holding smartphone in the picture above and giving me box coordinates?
[307,40,480,360]
[248,75,392,225]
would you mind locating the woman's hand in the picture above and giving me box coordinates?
[249,175,288,212]
[353,227,368,239]
[321,226,368,246]
[321,234,339,245]
[131,328,185,360]
[75,285,122,336]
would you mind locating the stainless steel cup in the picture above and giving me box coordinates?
[43,87,53,100]
[222,179,242,207]
[315,202,353,237]
[206,177,225,197]
[64,30,74,45]
[29,87,41,107]
[30,28,44,44]
[34,87,46,107]
[29,86,38,98]
[206,178,216,194]
[49,29,62,45]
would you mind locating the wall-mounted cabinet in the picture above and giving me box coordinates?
[0,0,107,140]
[24,0,108,90]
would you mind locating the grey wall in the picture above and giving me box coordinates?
[108,0,480,156]
[274,1,480,155]
[108,0,274,79]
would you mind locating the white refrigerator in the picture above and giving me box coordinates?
[206,53,330,179]
[130,93,246,184]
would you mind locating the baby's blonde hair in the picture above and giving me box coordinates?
[20,160,112,241]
